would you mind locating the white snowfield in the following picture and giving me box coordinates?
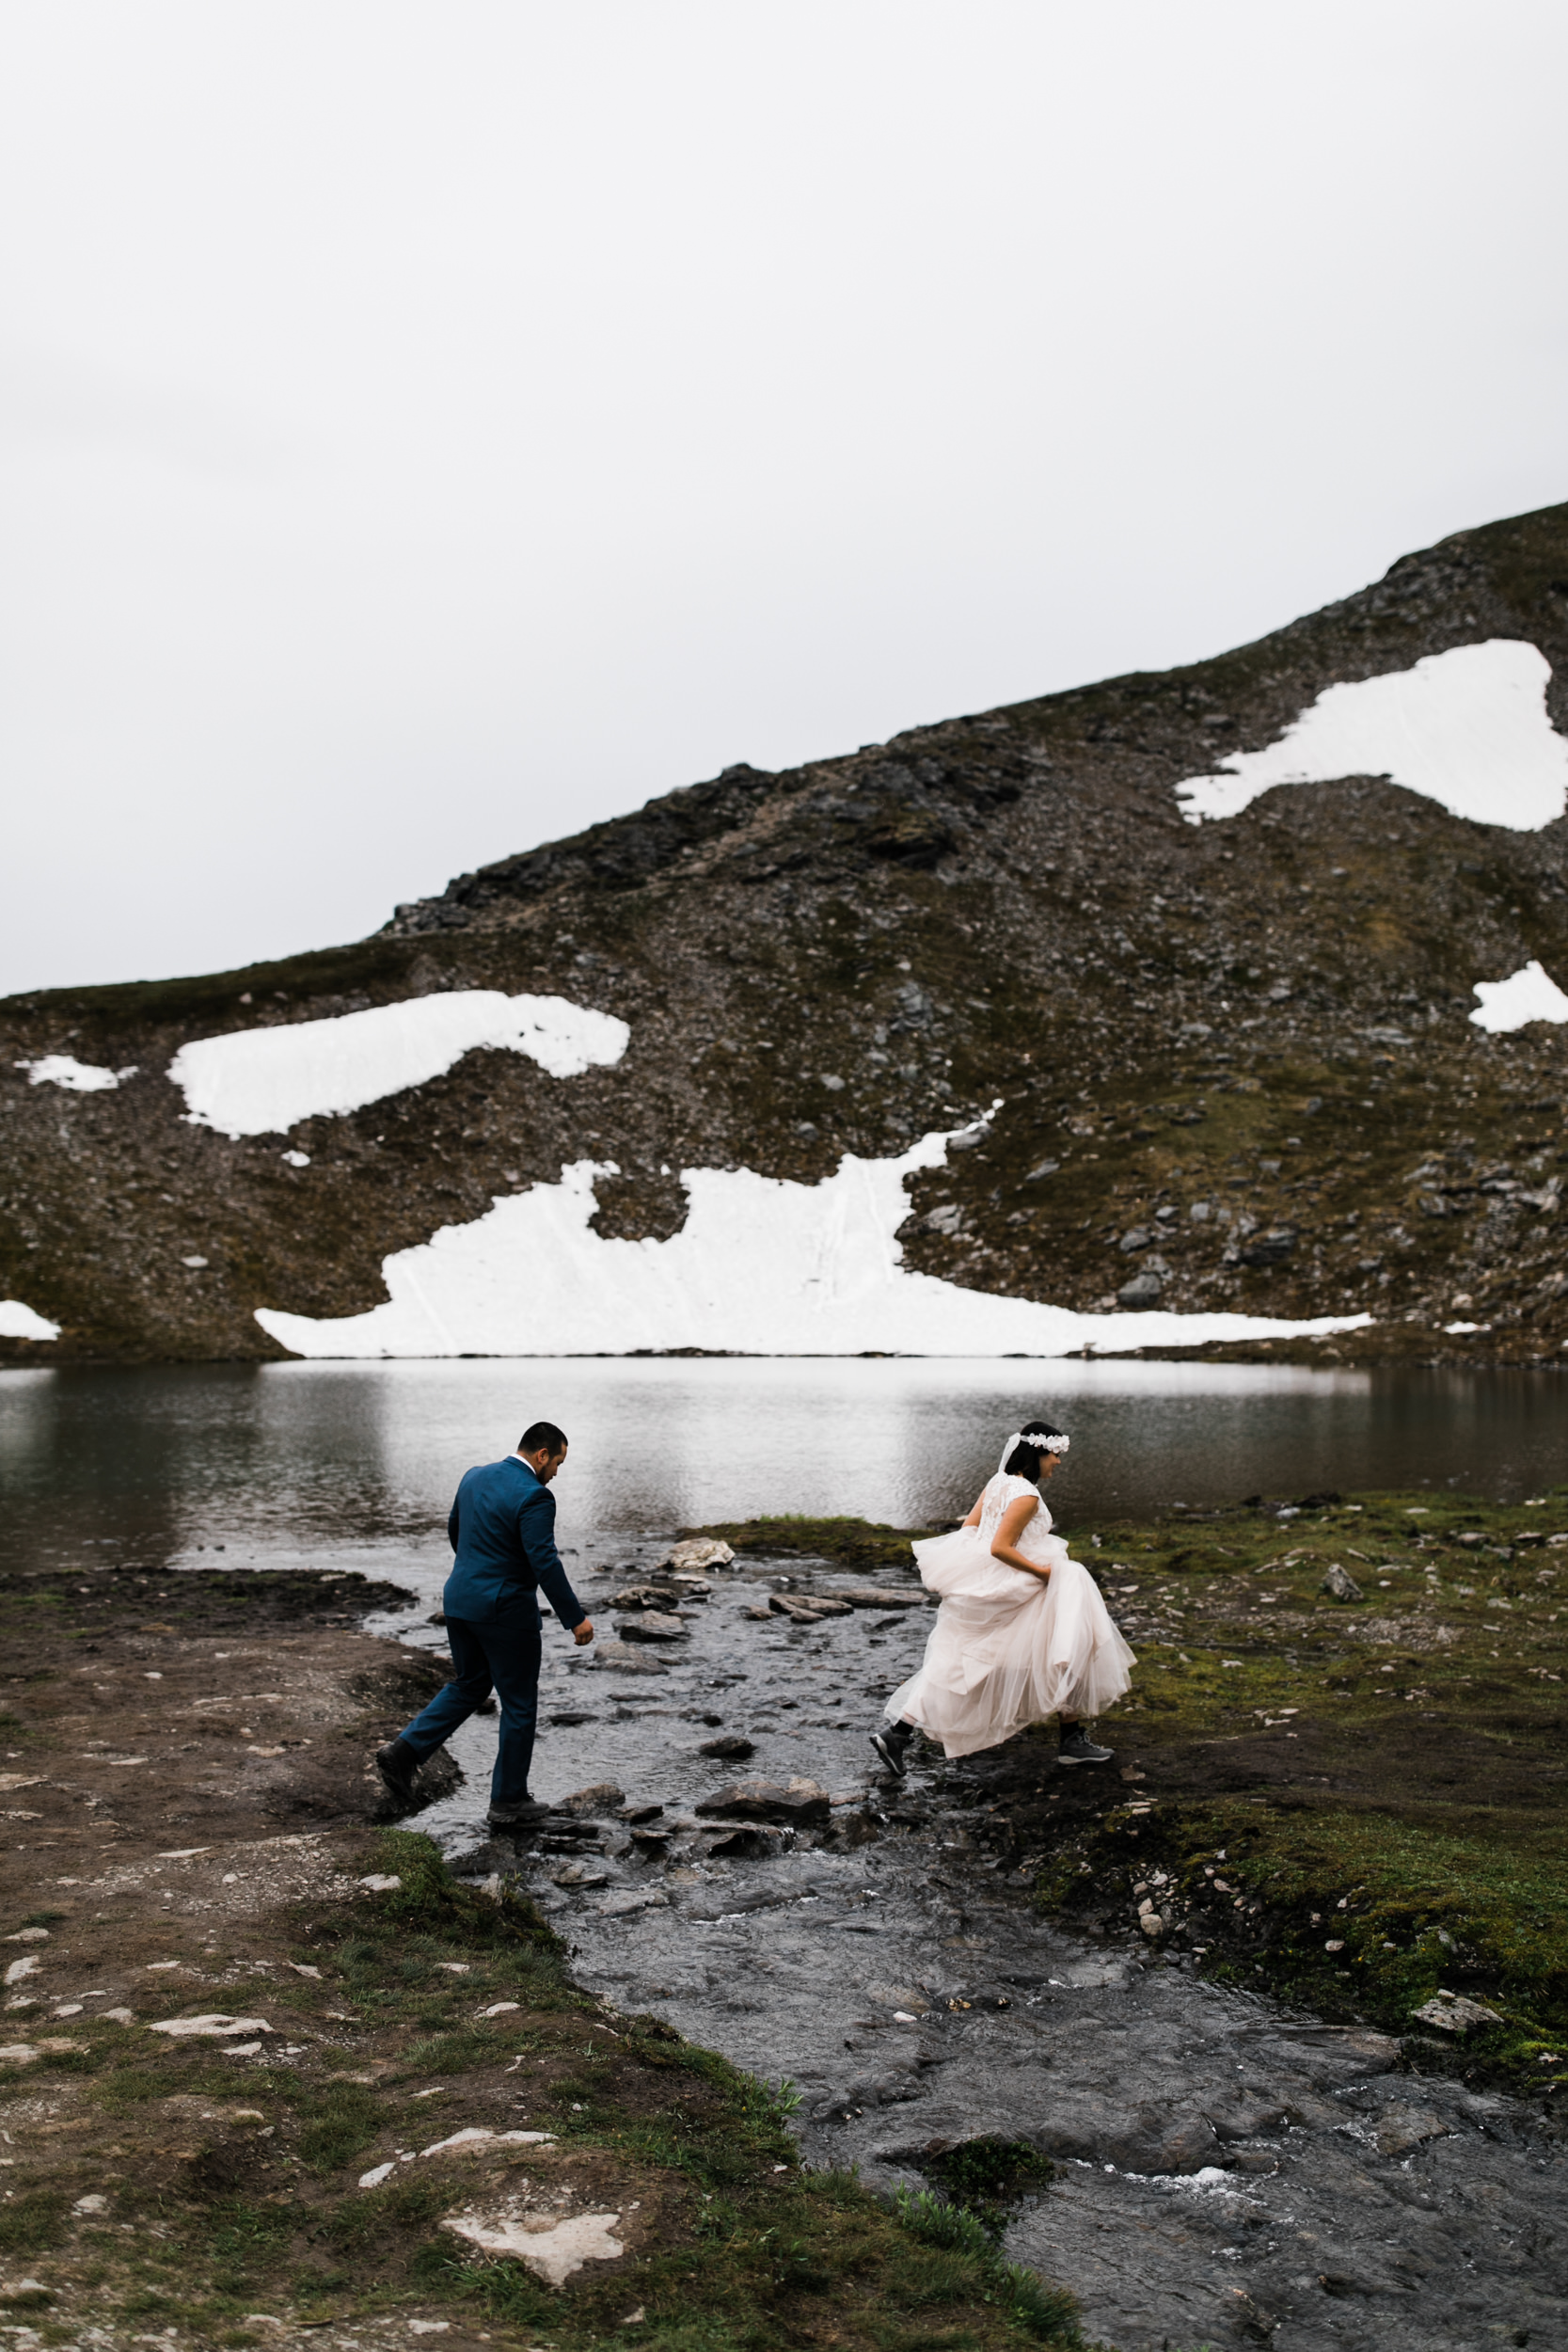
[16,1055,135,1092]
[168,991,629,1138]
[255,1125,1371,1359]
[1176,640,1568,830]
[1469,960,1568,1032]
[0,1299,59,1342]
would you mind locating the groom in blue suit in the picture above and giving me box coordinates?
[375,1420,594,1829]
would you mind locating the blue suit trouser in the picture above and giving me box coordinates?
[399,1597,542,1812]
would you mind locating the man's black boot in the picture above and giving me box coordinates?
[375,1739,420,1806]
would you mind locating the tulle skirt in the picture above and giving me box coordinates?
[884,1525,1136,1758]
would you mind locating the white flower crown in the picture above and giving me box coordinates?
[999,1428,1070,1471]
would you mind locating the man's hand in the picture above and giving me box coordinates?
[572,1617,594,1646]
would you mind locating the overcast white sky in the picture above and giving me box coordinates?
[3,1,1566,999]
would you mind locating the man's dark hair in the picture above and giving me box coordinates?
[519,1420,568,1457]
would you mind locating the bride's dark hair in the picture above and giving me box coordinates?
[1004,1422,1067,1480]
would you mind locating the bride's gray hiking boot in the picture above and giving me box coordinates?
[1058,1725,1114,1765]
[870,1722,913,1776]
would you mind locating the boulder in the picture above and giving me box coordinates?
[699,1734,755,1760]
[695,1775,832,1827]
[663,1538,736,1572]
[1321,1563,1363,1602]
[1411,1990,1502,2035]
[610,1582,680,1610]
[768,1593,850,1622]
[613,1612,689,1643]
[830,1587,924,1611]
[704,1826,774,1860]
[590,1642,669,1674]
[558,1782,626,1817]
[1117,1270,1164,1307]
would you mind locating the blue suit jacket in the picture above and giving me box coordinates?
[442,1455,585,1630]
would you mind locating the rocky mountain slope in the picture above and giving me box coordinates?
[4,500,1568,1365]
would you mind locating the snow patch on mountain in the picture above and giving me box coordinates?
[1176,640,1568,830]
[169,992,628,1138]
[1469,959,1568,1032]
[0,1299,59,1341]
[254,1126,1370,1359]
[17,1056,135,1092]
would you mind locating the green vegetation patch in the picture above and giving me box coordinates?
[689,1515,932,1571]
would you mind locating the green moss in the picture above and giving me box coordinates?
[0,2193,69,2254]
[689,1516,931,1570]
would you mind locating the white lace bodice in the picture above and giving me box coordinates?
[976,1470,1057,1562]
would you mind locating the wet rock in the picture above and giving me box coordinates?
[629,1828,670,1853]
[558,1782,626,1817]
[590,1642,669,1674]
[696,1775,832,1827]
[830,1588,925,1611]
[610,1582,681,1610]
[705,1827,775,1859]
[699,1734,755,1760]
[768,1593,851,1624]
[551,1862,610,1889]
[1411,1989,1503,2034]
[536,1827,607,1854]
[670,1574,713,1599]
[1320,1562,1364,1601]
[1372,2102,1452,2155]
[662,1538,736,1572]
[1204,2090,1290,2141]
[1037,2098,1221,2176]
[619,1802,665,1825]
[614,1612,689,1643]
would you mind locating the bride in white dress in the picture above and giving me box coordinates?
[872,1423,1135,1773]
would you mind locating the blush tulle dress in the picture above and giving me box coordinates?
[884,1472,1136,1757]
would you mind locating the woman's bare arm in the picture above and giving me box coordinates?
[990,1492,1050,1579]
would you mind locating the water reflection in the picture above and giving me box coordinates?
[1,1358,1563,1577]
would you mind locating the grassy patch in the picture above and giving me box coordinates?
[689,1515,933,1571]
